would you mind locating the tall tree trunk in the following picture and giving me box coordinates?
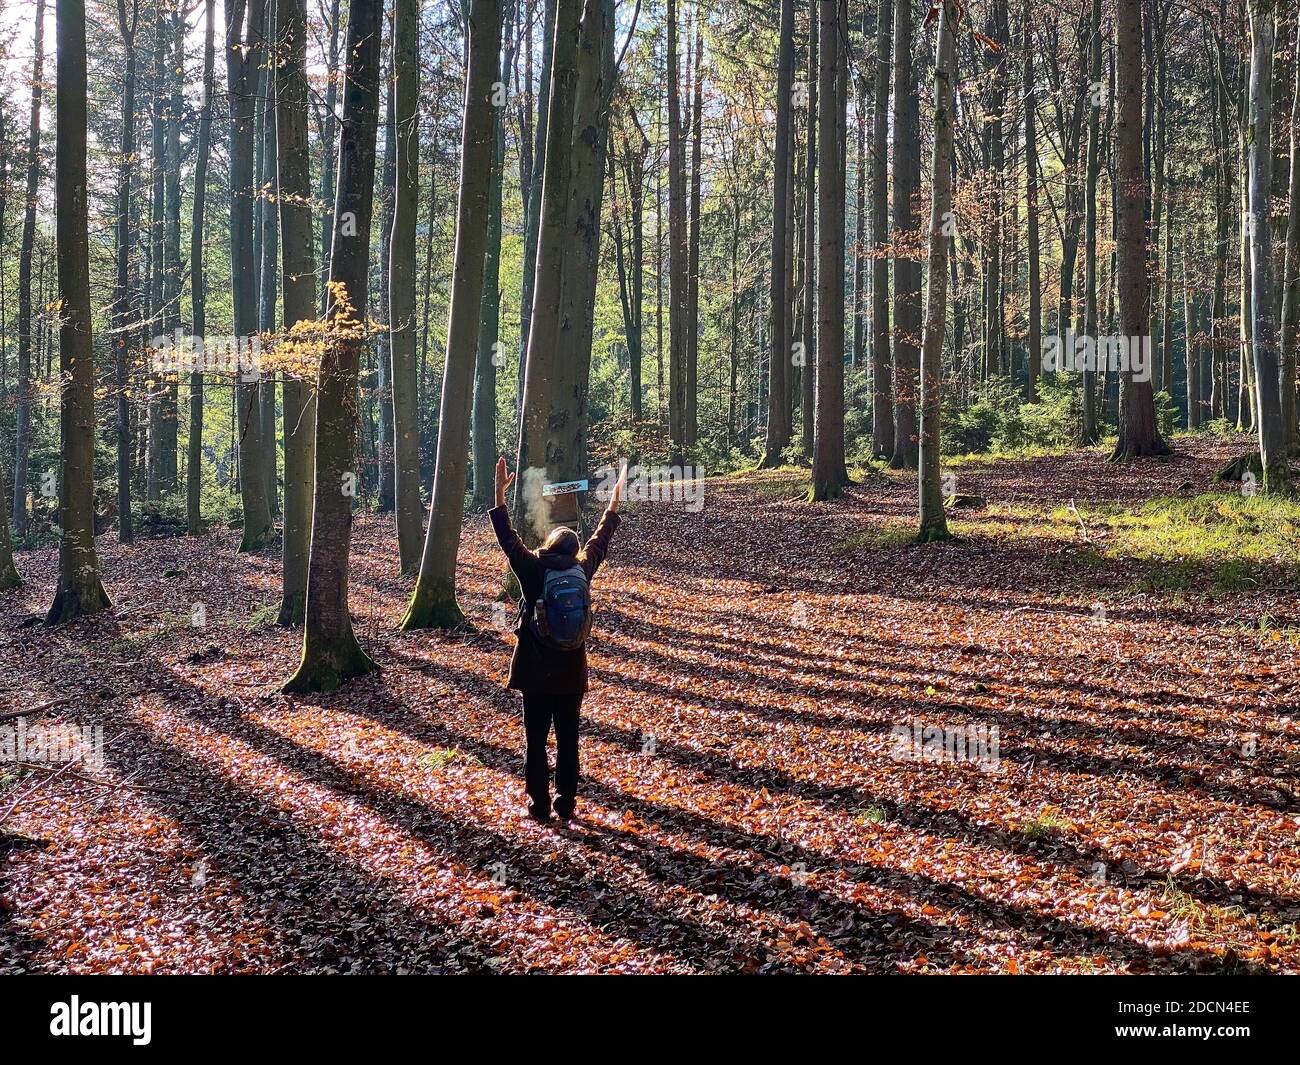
[870,0,893,459]
[982,0,1007,383]
[1184,237,1201,428]
[282,0,384,691]
[318,0,342,314]
[227,0,274,550]
[851,8,866,371]
[811,0,847,498]
[160,8,182,494]
[1282,10,1300,452]
[257,2,279,517]
[47,0,111,624]
[1023,0,1041,402]
[890,0,920,469]
[114,0,139,544]
[556,0,617,485]
[1111,0,1167,459]
[685,23,704,455]
[400,0,502,629]
[472,3,513,512]
[801,5,818,460]
[276,0,318,624]
[512,0,582,537]
[376,57,396,512]
[918,0,958,541]
[1247,0,1287,488]
[666,0,689,464]
[1081,0,1101,444]
[761,0,795,466]
[518,0,559,412]
[12,0,45,539]
[390,0,422,569]
[187,0,214,536]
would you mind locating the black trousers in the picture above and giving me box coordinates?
[522,692,583,815]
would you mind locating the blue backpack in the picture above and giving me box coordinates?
[528,565,592,651]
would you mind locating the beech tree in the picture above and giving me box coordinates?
[11,0,45,541]
[890,0,919,470]
[47,0,110,624]
[283,0,384,692]
[917,0,958,543]
[761,0,795,467]
[390,0,423,568]
[401,0,502,629]
[276,0,317,624]
[1110,0,1167,460]
[226,0,274,551]
[810,0,847,500]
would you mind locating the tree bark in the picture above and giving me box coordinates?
[46,0,111,624]
[275,0,318,624]
[390,0,423,569]
[870,0,893,459]
[401,0,502,630]
[761,0,796,466]
[811,0,847,498]
[918,0,958,542]
[1111,0,1167,459]
[12,0,45,540]
[227,0,274,550]
[1247,0,1287,489]
[890,0,920,469]
[282,0,383,691]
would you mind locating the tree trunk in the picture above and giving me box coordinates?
[400,0,501,630]
[318,0,342,314]
[918,0,958,542]
[282,0,383,691]
[512,0,582,537]
[376,58,396,512]
[187,0,214,536]
[870,0,893,459]
[257,0,279,515]
[1247,0,1287,488]
[276,0,318,624]
[801,5,818,460]
[46,0,111,624]
[1023,0,1041,402]
[227,0,274,550]
[1110,0,1167,459]
[518,0,559,412]
[472,4,513,512]
[390,0,423,569]
[890,0,919,469]
[12,0,45,540]
[114,0,139,544]
[1282,10,1300,452]
[811,0,847,499]
[761,0,795,466]
[160,9,183,494]
[685,23,704,455]
[1081,0,1101,444]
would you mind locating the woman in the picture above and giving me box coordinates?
[489,456,624,823]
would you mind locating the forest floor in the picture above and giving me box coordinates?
[3,433,1300,973]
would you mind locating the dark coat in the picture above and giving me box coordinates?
[488,505,622,694]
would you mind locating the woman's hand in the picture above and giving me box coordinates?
[609,463,627,513]
[494,456,516,509]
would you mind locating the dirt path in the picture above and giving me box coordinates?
[3,437,1298,972]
